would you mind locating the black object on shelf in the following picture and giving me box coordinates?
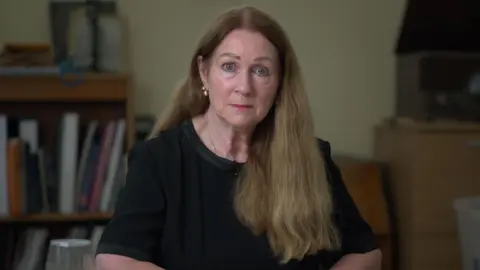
[395,0,480,54]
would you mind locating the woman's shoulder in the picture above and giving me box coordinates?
[315,138,341,185]
[129,122,188,162]
[315,137,379,256]
[316,138,335,166]
[316,138,332,156]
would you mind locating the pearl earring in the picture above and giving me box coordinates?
[202,86,208,96]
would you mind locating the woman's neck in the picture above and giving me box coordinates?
[194,108,252,163]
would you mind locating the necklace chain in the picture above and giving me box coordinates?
[209,130,234,160]
[208,130,218,154]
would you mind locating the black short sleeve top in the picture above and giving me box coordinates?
[96,119,377,270]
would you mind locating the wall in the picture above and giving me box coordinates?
[0,0,406,158]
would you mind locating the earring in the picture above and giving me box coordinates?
[202,86,208,96]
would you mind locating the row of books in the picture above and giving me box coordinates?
[0,112,127,216]
[4,225,104,270]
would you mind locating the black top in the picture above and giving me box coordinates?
[96,119,377,270]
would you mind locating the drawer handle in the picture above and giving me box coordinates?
[467,141,480,148]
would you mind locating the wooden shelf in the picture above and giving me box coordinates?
[0,73,129,102]
[0,213,113,223]
[0,72,134,269]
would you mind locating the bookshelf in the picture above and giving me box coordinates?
[0,73,134,270]
[0,73,134,146]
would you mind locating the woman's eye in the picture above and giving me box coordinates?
[253,66,269,76]
[222,63,236,72]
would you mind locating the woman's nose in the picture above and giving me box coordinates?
[235,70,253,96]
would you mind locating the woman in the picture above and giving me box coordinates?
[95,5,381,270]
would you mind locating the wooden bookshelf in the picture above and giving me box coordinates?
[0,72,134,269]
[0,72,134,218]
[0,72,135,149]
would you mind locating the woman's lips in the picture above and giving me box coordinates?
[231,104,253,109]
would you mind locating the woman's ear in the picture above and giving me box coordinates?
[197,55,209,89]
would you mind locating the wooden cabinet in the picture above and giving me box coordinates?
[373,119,480,270]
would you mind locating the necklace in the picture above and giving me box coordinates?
[209,130,240,175]
[208,129,233,160]
[208,130,218,154]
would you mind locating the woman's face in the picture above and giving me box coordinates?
[199,29,280,129]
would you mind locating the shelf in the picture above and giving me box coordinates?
[0,73,129,102]
[0,213,113,223]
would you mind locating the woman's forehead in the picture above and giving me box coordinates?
[213,29,278,60]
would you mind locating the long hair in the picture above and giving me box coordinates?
[150,5,340,263]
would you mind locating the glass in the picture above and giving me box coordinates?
[45,239,94,270]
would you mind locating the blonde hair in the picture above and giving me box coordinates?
[150,5,340,263]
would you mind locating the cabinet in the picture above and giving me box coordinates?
[373,119,480,270]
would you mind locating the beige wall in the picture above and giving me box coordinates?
[0,0,406,158]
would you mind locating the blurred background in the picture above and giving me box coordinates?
[0,0,405,157]
[1,0,480,270]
